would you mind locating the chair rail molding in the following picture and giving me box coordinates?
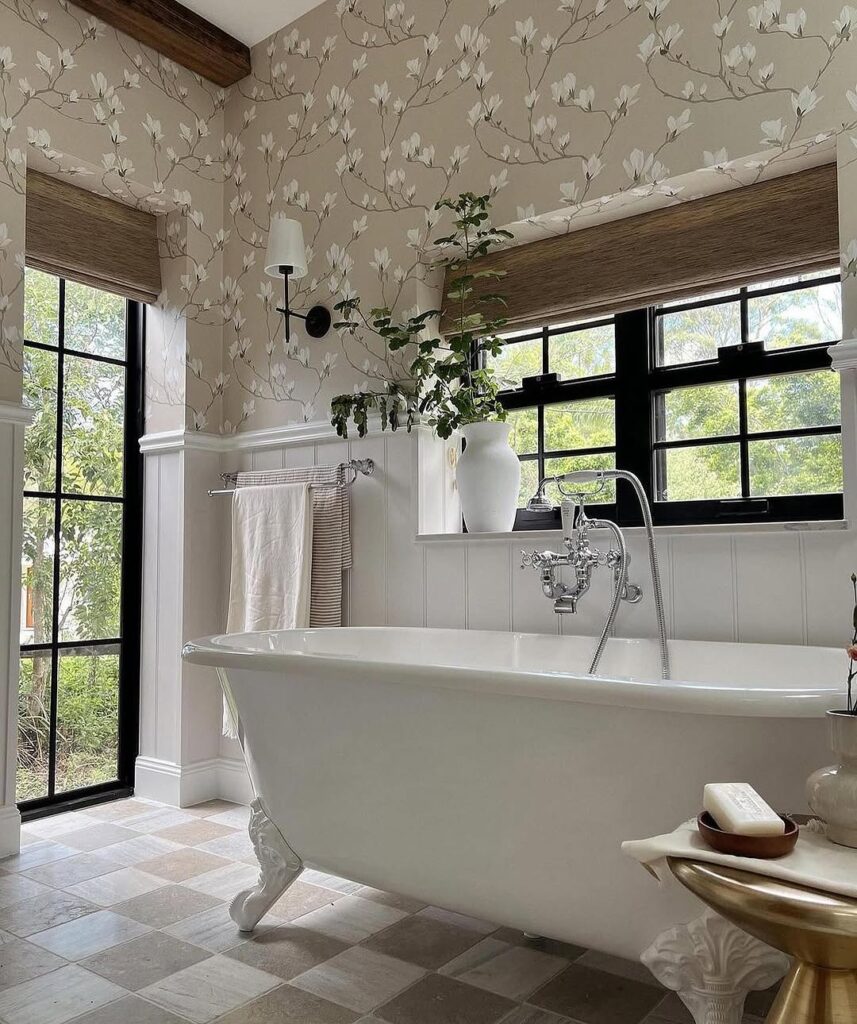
[139,429,226,454]
[0,402,35,426]
[139,415,426,455]
[830,338,857,372]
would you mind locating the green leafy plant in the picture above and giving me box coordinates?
[330,192,513,439]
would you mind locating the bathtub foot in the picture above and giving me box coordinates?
[230,798,303,932]
[641,909,788,1024]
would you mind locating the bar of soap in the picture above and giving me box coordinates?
[703,783,785,836]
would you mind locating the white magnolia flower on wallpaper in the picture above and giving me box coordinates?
[793,86,821,118]
[703,148,730,169]
[761,118,786,145]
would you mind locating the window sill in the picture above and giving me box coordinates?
[416,519,850,543]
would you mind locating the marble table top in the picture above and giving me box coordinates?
[622,818,857,900]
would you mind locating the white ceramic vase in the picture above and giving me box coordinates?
[807,710,857,848]
[457,421,521,534]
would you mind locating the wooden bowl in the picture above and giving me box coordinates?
[697,811,799,859]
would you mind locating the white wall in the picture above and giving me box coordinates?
[217,429,857,652]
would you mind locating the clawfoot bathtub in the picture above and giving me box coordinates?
[183,627,838,1007]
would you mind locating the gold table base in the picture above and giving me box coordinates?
[669,857,857,1024]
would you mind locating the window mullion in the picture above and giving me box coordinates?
[614,308,652,525]
[738,378,750,498]
[538,325,548,486]
[47,278,66,800]
[537,404,545,487]
[740,285,750,344]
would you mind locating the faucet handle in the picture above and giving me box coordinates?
[521,549,555,569]
[560,495,579,541]
[521,549,567,571]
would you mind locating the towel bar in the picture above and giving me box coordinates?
[208,458,374,497]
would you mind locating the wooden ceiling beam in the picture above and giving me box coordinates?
[71,0,251,87]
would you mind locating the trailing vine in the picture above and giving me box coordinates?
[330,190,512,439]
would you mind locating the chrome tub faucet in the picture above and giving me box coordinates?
[520,469,669,678]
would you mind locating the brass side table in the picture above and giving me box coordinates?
[669,856,857,1024]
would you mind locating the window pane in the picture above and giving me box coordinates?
[518,458,540,509]
[660,382,739,441]
[55,645,120,794]
[749,281,842,350]
[658,444,741,501]
[657,301,741,365]
[749,434,842,496]
[24,268,59,347]
[17,651,52,801]
[23,346,58,491]
[507,407,537,456]
[490,335,542,390]
[549,322,615,380]
[746,370,839,433]
[21,497,54,646]
[64,280,126,359]
[59,499,122,642]
[62,355,125,496]
[544,453,616,504]
[544,397,614,452]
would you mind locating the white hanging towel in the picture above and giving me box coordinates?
[235,467,352,627]
[223,482,313,737]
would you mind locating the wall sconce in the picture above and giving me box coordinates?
[264,214,331,341]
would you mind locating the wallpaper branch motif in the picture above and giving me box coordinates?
[2,0,857,430]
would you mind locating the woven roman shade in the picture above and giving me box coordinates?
[26,171,162,304]
[443,163,839,330]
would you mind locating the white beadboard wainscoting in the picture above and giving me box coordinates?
[0,403,33,856]
[218,425,857,648]
[138,417,857,801]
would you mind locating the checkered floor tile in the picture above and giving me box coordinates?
[0,798,778,1023]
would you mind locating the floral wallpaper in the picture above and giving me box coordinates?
[223,0,857,430]
[3,0,857,433]
[0,0,225,430]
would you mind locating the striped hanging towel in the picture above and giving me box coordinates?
[235,466,352,627]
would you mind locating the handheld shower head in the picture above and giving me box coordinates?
[558,468,617,484]
[526,492,553,512]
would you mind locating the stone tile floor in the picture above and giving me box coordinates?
[0,797,778,1024]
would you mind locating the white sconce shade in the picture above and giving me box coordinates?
[265,215,308,279]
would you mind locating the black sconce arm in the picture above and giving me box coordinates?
[275,266,331,341]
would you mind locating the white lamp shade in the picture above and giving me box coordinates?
[265,215,308,279]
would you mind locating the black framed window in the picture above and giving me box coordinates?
[18,268,143,817]
[493,269,843,529]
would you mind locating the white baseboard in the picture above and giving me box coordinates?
[0,804,21,858]
[135,756,184,805]
[216,757,255,805]
[135,755,253,808]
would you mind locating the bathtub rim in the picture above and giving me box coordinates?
[183,626,842,719]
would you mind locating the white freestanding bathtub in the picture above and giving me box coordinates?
[182,627,840,962]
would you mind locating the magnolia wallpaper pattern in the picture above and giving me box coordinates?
[2,0,857,433]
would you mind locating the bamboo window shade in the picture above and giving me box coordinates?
[443,163,839,331]
[26,170,162,304]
